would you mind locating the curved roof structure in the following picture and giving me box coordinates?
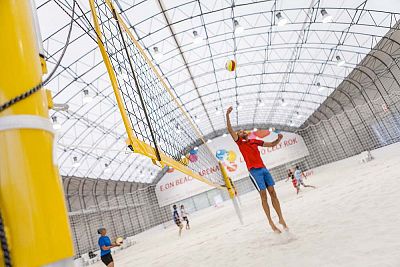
[35,0,400,183]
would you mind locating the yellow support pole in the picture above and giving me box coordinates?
[219,162,236,199]
[219,162,243,225]
[0,0,74,266]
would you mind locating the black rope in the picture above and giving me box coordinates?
[0,0,75,114]
[42,0,75,86]
[0,82,43,113]
[111,6,162,162]
[0,211,12,267]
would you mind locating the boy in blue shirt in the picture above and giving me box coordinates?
[98,227,121,266]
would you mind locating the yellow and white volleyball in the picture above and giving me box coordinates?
[225,59,237,72]
[181,156,189,166]
[227,150,237,162]
[115,237,123,245]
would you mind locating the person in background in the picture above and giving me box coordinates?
[98,227,121,267]
[294,166,316,190]
[286,169,300,194]
[180,204,190,230]
[173,204,183,236]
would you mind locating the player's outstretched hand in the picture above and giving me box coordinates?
[277,133,283,140]
[226,106,233,115]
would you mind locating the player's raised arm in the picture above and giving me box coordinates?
[262,133,283,147]
[226,106,238,141]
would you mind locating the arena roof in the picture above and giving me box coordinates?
[35,0,400,183]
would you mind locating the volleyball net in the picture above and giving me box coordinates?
[89,0,224,188]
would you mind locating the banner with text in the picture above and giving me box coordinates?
[156,130,309,206]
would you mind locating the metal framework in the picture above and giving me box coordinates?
[34,0,400,183]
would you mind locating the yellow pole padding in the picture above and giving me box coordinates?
[0,0,74,266]
[219,162,236,199]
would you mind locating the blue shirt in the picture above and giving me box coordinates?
[173,210,179,220]
[98,236,111,256]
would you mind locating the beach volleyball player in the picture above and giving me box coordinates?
[226,106,288,233]
[97,227,121,266]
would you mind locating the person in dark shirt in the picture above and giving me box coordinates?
[173,204,183,236]
[98,227,121,266]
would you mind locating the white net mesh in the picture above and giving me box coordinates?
[296,92,400,169]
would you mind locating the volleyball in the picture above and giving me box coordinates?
[227,150,237,162]
[181,156,189,166]
[115,237,124,245]
[225,59,236,71]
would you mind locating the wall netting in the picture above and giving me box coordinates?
[64,174,274,258]
[171,176,256,214]
[63,177,170,257]
[297,93,400,170]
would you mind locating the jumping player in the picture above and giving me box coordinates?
[286,169,300,194]
[226,106,288,233]
[173,204,183,236]
[180,204,190,230]
[294,166,316,189]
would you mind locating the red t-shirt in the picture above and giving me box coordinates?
[235,137,265,170]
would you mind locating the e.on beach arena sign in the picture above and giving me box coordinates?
[155,130,309,206]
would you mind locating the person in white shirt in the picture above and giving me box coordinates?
[294,166,316,190]
[180,205,190,230]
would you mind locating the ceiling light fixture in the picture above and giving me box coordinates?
[104,163,111,173]
[336,55,345,67]
[176,124,182,134]
[276,12,288,26]
[317,82,326,92]
[321,9,333,23]
[83,89,93,104]
[117,66,129,80]
[72,156,80,168]
[52,116,61,130]
[192,30,203,45]
[234,19,245,35]
[153,46,164,61]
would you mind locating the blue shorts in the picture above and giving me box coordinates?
[249,167,275,191]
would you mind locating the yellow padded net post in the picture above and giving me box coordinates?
[219,162,236,199]
[219,162,243,225]
[0,0,74,266]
